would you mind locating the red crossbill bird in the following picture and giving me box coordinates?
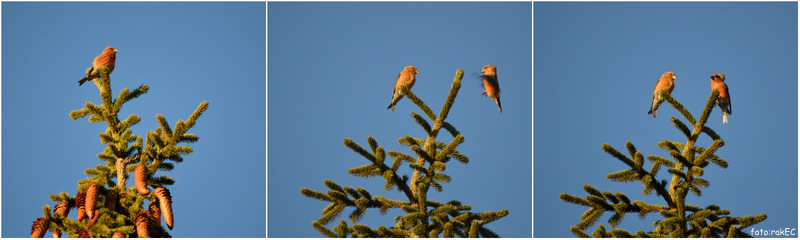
[78,46,118,86]
[387,65,419,112]
[480,65,502,113]
[648,71,677,118]
[710,73,731,124]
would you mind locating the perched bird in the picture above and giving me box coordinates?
[710,73,731,124]
[648,71,677,118]
[387,65,420,112]
[79,46,118,86]
[479,65,502,113]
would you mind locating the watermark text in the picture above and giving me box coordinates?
[751,228,797,237]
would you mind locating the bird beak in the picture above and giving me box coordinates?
[416,70,420,74]
[480,69,485,73]
[672,75,676,80]
[114,49,119,53]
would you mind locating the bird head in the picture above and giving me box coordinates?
[405,65,419,74]
[481,65,497,76]
[710,73,723,82]
[663,71,676,80]
[105,46,118,55]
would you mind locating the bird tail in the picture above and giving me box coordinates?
[648,100,661,118]
[78,77,90,86]
[496,98,502,113]
[722,112,728,124]
[387,96,402,112]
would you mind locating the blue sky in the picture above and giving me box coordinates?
[268,2,532,238]
[2,2,265,237]
[535,2,797,238]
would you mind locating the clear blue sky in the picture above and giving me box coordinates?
[535,2,797,238]
[268,2,531,238]
[2,2,265,237]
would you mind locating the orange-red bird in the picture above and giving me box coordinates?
[648,71,676,118]
[710,73,731,124]
[480,65,501,113]
[78,46,118,86]
[387,65,419,112]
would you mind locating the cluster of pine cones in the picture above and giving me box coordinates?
[31,168,174,238]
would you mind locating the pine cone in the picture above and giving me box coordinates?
[85,182,100,219]
[148,214,162,238]
[105,189,118,212]
[53,200,70,217]
[135,163,150,195]
[76,192,87,221]
[51,200,70,237]
[88,209,101,227]
[30,218,48,238]
[154,187,174,229]
[149,199,161,225]
[135,212,150,238]
[112,231,125,238]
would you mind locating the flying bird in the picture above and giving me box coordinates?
[79,46,118,86]
[480,65,502,113]
[648,71,676,118]
[710,73,732,124]
[387,65,419,112]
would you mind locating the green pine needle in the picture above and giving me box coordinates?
[412,112,432,135]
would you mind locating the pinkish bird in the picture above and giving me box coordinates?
[387,65,420,112]
[480,65,501,113]
[648,71,676,118]
[79,46,118,86]
[710,73,732,124]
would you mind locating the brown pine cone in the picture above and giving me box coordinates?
[85,182,100,219]
[149,199,161,225]
[111,231,125,238]
[76,192,87,221]
[50,200,69,238]
[105,189,118,212]
[30,218,48,238]
[154,187,173,230]
[51,200,70,237]
[53,200,70,217]
[88,209,101,227]
[135,212,150,238]
[135,163,150,195]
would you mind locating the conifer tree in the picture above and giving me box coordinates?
[559,89,766,237]
[300,69,509,237]
[29,66,208,237]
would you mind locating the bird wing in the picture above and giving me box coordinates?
[481,75,500,90]
[725,83,732,114]
[391,71,407,98]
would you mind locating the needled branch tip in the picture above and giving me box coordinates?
[660,90,696,125]
[602,144,635,168]
[697,90,720,128]
[439,69,463,121]
[401,86,436,120]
